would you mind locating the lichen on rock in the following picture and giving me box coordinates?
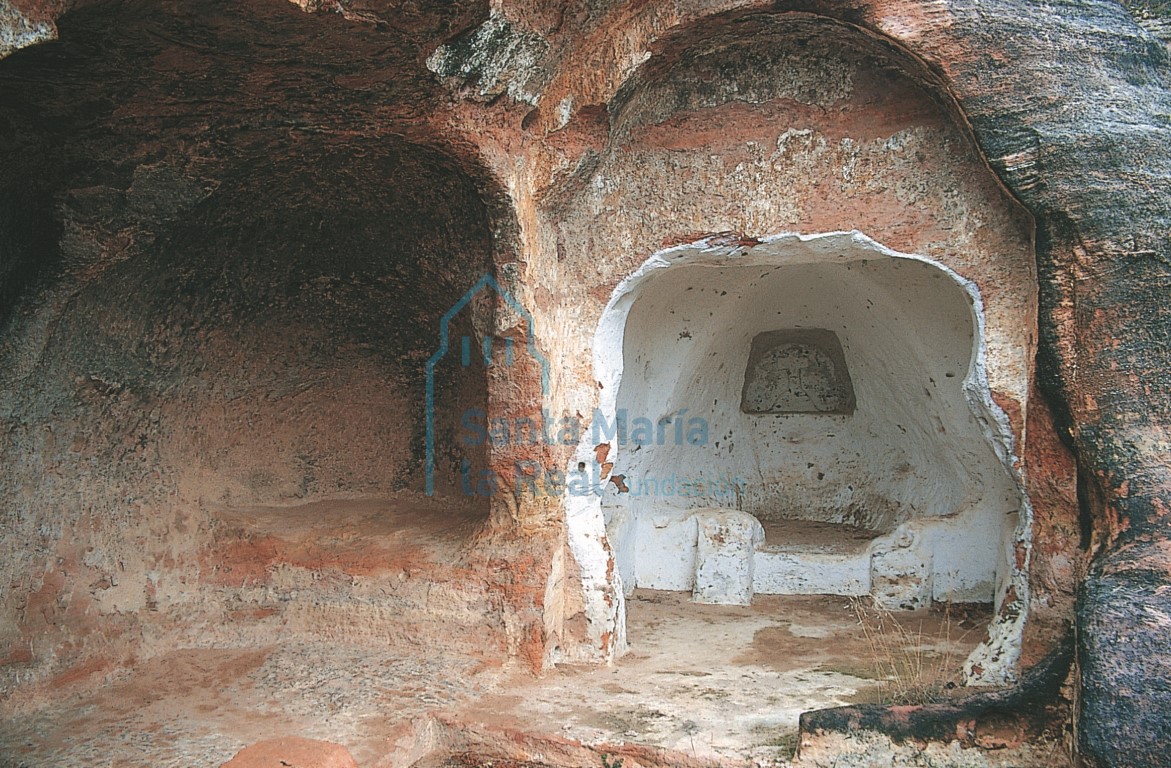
[426,10,549,105]
[0,1,55,60]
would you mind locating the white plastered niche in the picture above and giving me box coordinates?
[564,231,1031,685]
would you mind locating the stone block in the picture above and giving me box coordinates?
[692,510,765,605]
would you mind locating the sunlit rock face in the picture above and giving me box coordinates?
[600,239,1018,584]
[1,0,1170,765]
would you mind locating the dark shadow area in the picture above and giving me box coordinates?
[0,0,508,703]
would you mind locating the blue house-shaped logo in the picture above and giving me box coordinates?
[425,274,551,496]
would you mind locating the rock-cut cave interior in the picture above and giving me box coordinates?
[597,235,1024,618]
[1,0,1164,766]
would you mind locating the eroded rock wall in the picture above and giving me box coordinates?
[468,11,1047,674]
[438,0,1165,761]
[1,0,1168,764]
[0,0,546,692]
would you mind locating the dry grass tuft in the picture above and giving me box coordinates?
[851,598,976,706]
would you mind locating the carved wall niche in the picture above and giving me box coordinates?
[741,329,856,415]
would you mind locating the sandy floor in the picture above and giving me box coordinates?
[469,591,985,765]
[0,587,987,768]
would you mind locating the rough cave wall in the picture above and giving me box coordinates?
[0,0,558,692]
[1,0,1168,764]
[603,247,1024,611]
[610,259,983,531]
[432,0,1165,763]
[504,15,1045,672]
[555,28,1038,615]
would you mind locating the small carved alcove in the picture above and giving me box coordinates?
[741,329,856,415]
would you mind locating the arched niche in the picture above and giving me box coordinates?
[569,231,1030,683]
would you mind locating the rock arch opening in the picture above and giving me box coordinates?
[0,0,514,695]
[549,12,1041,689]
[600,231,1021,599]
[576,232,1031,682]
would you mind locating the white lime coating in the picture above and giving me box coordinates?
[565,231,1030,684]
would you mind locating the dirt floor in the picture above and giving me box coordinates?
[0,584,987,768]
[465,591,987,765]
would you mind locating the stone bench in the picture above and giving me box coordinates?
[692,509,766,605]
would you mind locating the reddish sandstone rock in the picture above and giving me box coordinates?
[221,736,358,768]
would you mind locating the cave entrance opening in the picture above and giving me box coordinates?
[577,231,1029,682]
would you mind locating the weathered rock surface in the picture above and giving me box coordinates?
[0,0,1168,766]
[221,736,358,768]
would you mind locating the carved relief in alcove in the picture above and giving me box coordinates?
[741,329,856,415]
